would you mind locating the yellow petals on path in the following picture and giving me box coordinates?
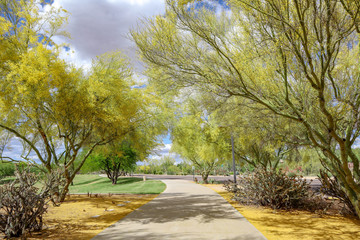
[27,194,158,240]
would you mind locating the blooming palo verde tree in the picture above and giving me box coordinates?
[0,0,156,201]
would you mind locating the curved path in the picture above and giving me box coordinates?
[92,179,267,240]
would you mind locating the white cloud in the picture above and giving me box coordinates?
[152,143,172,157]
[107,0,152,5]
[50,0,165,70]
[147,143,183,163]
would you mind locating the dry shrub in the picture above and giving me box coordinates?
[0,167,64,238]
[224,168,311,210]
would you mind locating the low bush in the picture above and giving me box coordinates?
[224,167,311,209]
[196,178,220,184]
[0,167,64,238]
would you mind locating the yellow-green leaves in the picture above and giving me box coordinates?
[171,101,230,172]
[87,52,137,131]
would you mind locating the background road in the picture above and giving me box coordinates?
[132,174,322,191]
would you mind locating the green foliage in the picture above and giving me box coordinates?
[225,168,311,210]
[159,155,176,174]
[0,162,45,181]
[76,150,102,174]
[166,165,180,175]
[98,141,137,184]
[138,156,180,175]
[213,99,302,171]
[136,165,151,174]
[171,100,230,183]
[282,148,324,176]
[176,162,193,175]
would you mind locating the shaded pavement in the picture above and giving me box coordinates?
[92,179,267,240]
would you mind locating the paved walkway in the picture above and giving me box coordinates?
[92,180,267,240]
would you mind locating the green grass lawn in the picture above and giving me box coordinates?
[68,174,166,194]
[0,174,166,194]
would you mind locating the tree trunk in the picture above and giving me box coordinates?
[112,174,118,184]
[60,169,78,202]
[202,171,209,184]
[60,181,71,202]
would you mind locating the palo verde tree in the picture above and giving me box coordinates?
[132,0,360,216]
[171,100,230,183]
[0,0,144,201]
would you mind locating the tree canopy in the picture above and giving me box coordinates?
[171,99,230,183]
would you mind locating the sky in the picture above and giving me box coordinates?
[49,0,165,71]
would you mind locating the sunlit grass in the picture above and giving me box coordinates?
[68,174,166,194]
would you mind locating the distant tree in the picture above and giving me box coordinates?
[177,162,193,175]
[159,155,176,175]
[171,101,230,183]
[94,141,137,184]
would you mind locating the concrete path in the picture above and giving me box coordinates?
[92,180,267,240]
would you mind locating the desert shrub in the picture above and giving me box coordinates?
[204,179,221,184]
[223,180,238,193]
[196,179,219,184]
[318,170,358,217]
[0,167,65,238]
[225,167,311,209]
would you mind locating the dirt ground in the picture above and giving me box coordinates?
[18,194,158,240]
[205,184,360,240]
